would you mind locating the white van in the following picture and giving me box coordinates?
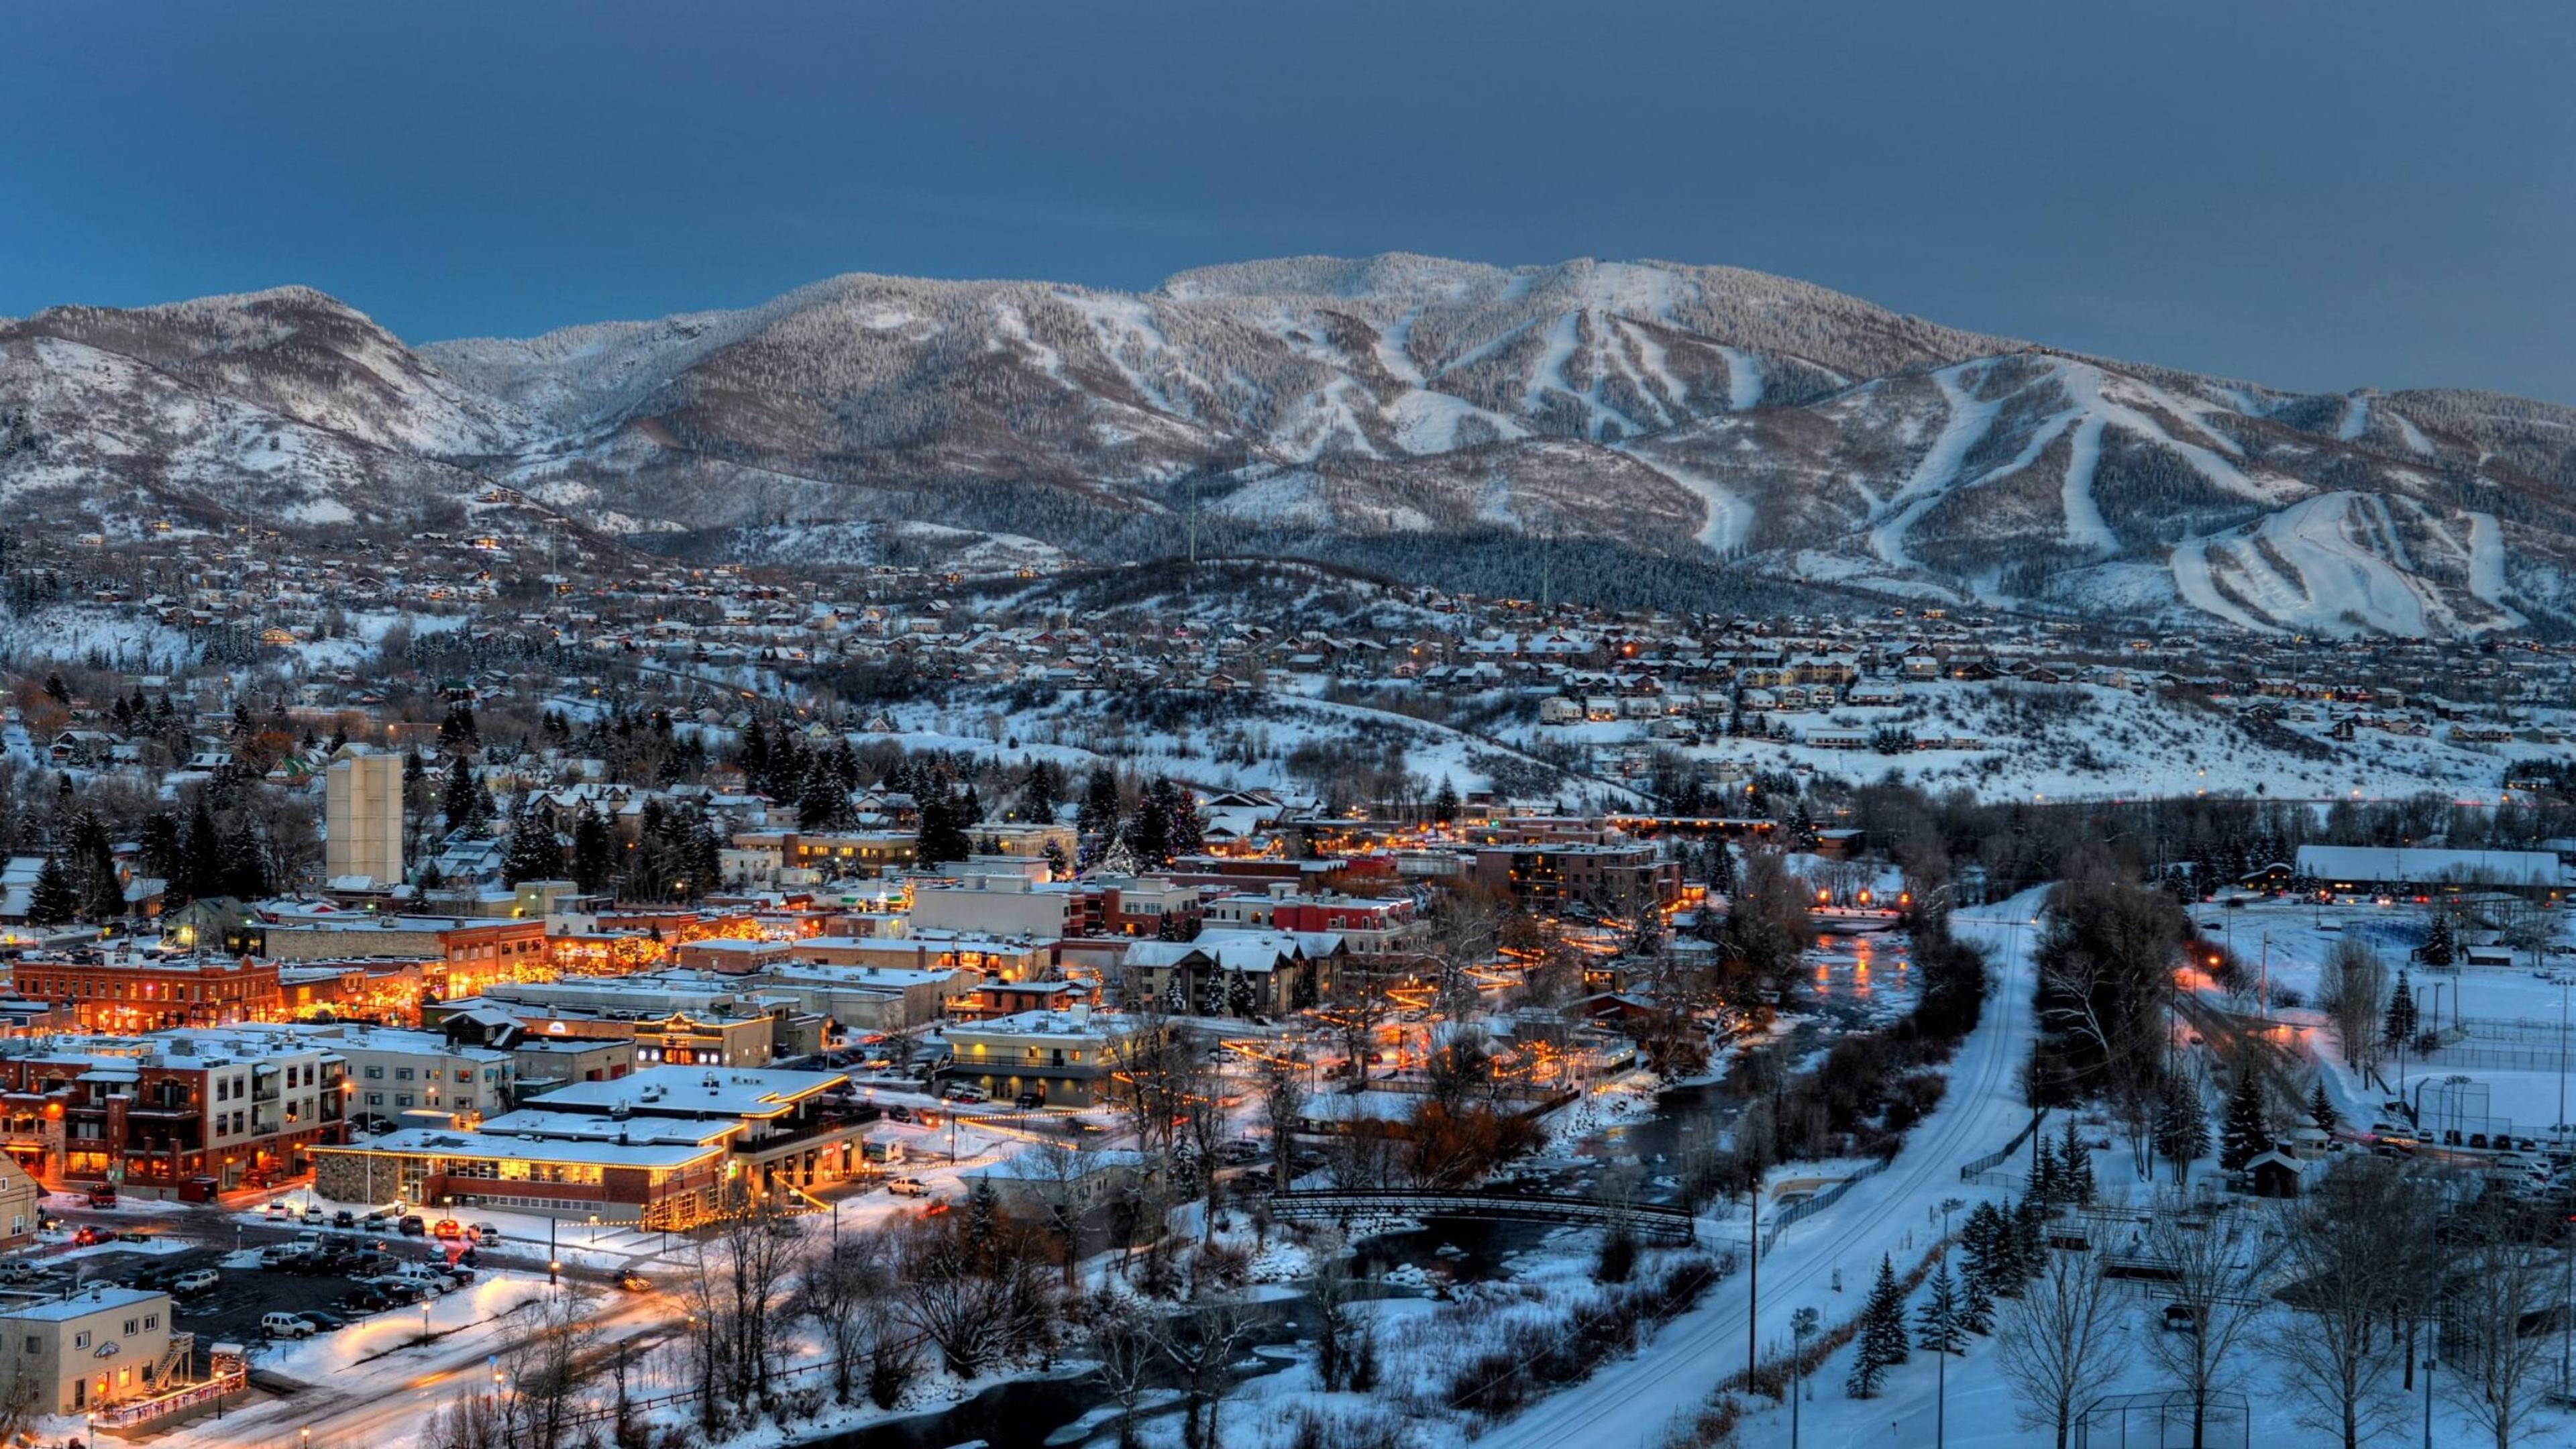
[262,1311,316,1339]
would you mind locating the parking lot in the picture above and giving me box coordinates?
[9,1210,516,1364]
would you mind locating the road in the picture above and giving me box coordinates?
[1473,895,2046,1449]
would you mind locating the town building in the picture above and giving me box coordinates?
[323,749,405,888]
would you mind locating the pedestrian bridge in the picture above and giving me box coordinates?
[1267,1189,1700,1242]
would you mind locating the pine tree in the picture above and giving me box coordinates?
[219,816,269,900]
[502,804,563,886]
[2155,1074,2208,1183]
[1787,800,1820,853]
[571,807,614,893]
[1431,776,1459,824]
[2059,1114,2095,1206]
[441,757,480,834]
[1846,1255,1911,1397]
[1960,1260,1996,1335]
[2218,1070,2271,1172]
[1128,777,1176,868]
[1040,840,1070,879]
[798,770,855,831]
[1707,842,1737,897]
[1960,1201,2007,1300]
[915,791,971,867]
[1917,1260,1968,1355]
[71,813,121,922]
[2383,970,2419,1051]
[2420,909,2454,969]
[1224,970,1255,1018]
[174,796,224,904]
[2010,1195,2048,1279]
[2031,1134,2063,1208]
[25,853,76,926]
[2307,1078,2337,1132]
[1076,767,1122,853]
[966,1179,1000,1244]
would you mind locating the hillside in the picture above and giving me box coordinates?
[6,256,2575,637]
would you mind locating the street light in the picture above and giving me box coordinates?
[1789,1307,1819,1449]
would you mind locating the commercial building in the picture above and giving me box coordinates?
[0,1285,178,1413]
[227,1022,515,1130]
[311,1063,859,1221]
[6,955,282,1032]
[939,1008,1146,1108]
[0,1032,343,1194]
[324,749,405,888]
[1120,928,1344,1016]
[2292,845,2569,899]
[1463,842,1678,916]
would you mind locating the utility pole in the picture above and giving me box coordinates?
[1746,1181,1760,1388]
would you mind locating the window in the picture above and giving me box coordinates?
[144,1314,158,1330]
[395,1067,414,1081]
[122,1319,137,1336]
[73,1331,89,1348]
[366,1092,384,1107]
[364,1065,383,1080]
[21,1336,35,1354]
[396,1094,414,1108]
[455,1070,472,1084]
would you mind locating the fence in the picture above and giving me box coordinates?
[1762,1158,1886,1254]
[92,1368,246,1430]
[2074,1390,2248,1449]
[1958,1107,2049,1183]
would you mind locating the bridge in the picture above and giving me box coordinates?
[1267,1189,1700,1243]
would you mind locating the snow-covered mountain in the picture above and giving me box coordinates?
[7,257,2574,637]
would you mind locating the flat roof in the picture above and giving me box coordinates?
[530,1065,840,1118]
[0,1286,162,1322]
[478,1109,737,1146]
[322,1128,722,1170]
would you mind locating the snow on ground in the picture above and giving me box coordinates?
[1471,890,2049,1449]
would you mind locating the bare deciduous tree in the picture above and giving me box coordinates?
[1151,1293,1257,1449]
[1993,1248,2130,1449]
[2315,938,2389,1079]
[2138,1196,2268,1449]
[2265,1159,2420,1449]
[2440,1214,2558,1449]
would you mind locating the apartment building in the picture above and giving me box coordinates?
[0,1031,341,1194]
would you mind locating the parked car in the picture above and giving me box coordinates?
[468,1222,501,1243]
[0,1260,44,1284]
[431,1218,463,1239]
[262,1311,317,1340]
[885,1177,930,1197]
[940,1083,988,1104]
[333,1210,357,1230]
[301,1206,327,1226]
[397,1215,426,1237]
[614,1271,652,1293]
[85,1184,117,1208]
[362,1210,394,1231]
[71,1227,99,1247]
[297,1309,351,1333]
[264,1201,292,1220]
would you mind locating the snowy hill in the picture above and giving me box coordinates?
[7,256,2576,637]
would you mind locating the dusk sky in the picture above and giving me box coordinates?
[7,1,2569,400]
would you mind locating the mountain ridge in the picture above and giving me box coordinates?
[5,253,2573,639]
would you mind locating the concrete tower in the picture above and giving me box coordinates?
[325,749,405,887]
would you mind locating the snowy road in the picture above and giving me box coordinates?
[1473,890,2047,1449]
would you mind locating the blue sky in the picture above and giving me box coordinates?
[6,2,2569,400]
